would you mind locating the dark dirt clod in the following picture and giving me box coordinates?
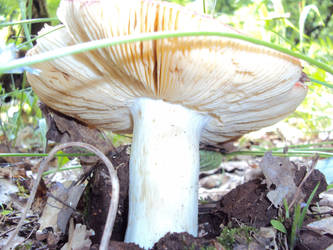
[86,146,130,243]
[106,241,142,250]
[92,232,218,250]
[93,232,218,250]
[218,179,278,228]
[298,230,333,250]
[199,202,226,238]
[294,167,327,203]
[152,232,216,250]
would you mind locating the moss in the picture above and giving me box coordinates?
[217,225,257,250]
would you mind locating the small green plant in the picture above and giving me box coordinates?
[188,243,196,250]
[0,204,13,216]
[270,182,320,249]
[16,179,29,198]
[199,150,223,171]
[200,246,216,250]
[270,219,287,233]
[15,242,33,250]
[289,182,320,249]
[56,150,70,168]
[217,224,256,250]
[327,184,333,190]
[270,198,290,233]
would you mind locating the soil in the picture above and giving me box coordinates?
[298,230,333,250]
[1,107,332,249]
[151,232,218,249]
[294,166,327,203]
[84,147,332,249]
[92,232,218,250]
[219,179,278,228]
[87,146,130,242]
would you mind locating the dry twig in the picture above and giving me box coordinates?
[288,155,319,209]
[4,142,119,250]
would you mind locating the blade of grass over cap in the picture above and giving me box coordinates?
[0,31,332,75]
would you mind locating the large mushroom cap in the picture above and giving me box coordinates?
[27,0,307,145]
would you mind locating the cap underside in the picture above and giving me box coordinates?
[27,0,306,144]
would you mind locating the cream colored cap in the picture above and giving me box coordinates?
[27,0,307,144]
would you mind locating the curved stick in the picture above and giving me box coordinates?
[5,142,119,250]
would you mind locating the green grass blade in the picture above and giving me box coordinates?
[284,19,310,40]
[18,25,65,49]
[26,0,33,32]
[0,18,59,28]
[310,77,333,89]
[42,165,82,176]
[290,204,301,249]
[299,5,324,50]
[270,141,333,150]
[281,147,333,152]
[299,182,320,228]
[12,74,27,147]
[225,150,333,158]
[0,152,95,158]
[0,31,332,75]
[1,87,32,99]
[283,199,290,219]
[18,0,33,48]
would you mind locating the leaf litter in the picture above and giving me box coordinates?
[1,106,333,249]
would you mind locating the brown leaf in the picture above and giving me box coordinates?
[40,103,114,164]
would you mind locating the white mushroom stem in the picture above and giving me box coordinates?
[125,97,209,249]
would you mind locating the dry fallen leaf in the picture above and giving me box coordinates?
[57,184,86,233]
[37,167,85,244]
[40,103,114,165]
[319,189,333,208]
[36,182,68,244]
[0,229,25,249]
[259,152,301,207]
[61,219,94,250]
[0,179,18,205]
[199,174,223,189]
[307,217,333,235]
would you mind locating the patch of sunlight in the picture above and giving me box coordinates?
[7,105,19,118]
[216,3,270,40]
[244,120,308,147]
[0,26,8,44]
[326,73,333,82]
[0,104,18,122]
[23,103,31,113]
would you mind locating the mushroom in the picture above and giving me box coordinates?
[26,0,307,248]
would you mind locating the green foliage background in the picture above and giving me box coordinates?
[0,0,332,149]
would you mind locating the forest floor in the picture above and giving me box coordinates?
[0,106,333,250]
